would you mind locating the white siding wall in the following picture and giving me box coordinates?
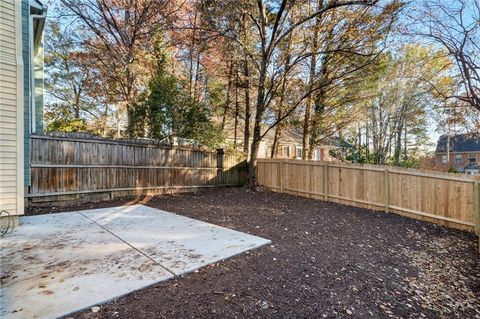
[0,0,24,215]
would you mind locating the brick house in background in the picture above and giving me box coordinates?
[435,134,480,175]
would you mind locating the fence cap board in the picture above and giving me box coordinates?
[32,133,246,156]
[31,133,211,153]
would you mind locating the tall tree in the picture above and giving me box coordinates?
[413,0,480,112]
[129,42,222,147]
[44,18,107,133]
[364,46,453,164]
[203,0,401,188]
[61,0,179,136]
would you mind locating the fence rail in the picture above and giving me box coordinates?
[257,159,480,235]
[27,134,247,204]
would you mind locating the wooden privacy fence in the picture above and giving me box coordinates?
[27,133,247,204]
[257,159,480,235]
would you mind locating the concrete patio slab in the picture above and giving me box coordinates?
[0,213,173,319]
[79,205,271,274]
[0,205,270,319]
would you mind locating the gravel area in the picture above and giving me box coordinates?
[28,187,480,319]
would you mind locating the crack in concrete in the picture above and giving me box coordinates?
[76,211,177,277]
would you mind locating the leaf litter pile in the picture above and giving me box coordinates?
[29,187,479,319]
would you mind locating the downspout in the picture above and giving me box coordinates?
[29,11,46,134]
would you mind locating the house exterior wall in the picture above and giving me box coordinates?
[20,0,45,188]
[224,136,336,161]
[435,152,479,168]
[0,0,25,216]
[263,143,334,161]
[257,140,268,158]
[320,147,335,161]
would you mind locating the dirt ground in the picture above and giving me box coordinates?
[28,187,480,319]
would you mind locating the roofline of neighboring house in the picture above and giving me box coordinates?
[435,133,480,153]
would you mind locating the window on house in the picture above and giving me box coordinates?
[296,147,302,159]
[469,154,477,163]
[281,146,290,158]
[455,154,462,163]
[441,155,447,163]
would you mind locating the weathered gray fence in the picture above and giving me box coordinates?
[27,133,247,205]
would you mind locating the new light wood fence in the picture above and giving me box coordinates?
[257,159,480,235]
[27,133,247,205]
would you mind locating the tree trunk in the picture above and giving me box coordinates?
[302,24,320,160]
[115,107,122,138]
[240,13,252,155]
[248,125,262,189]
[271,110,283,158]
[233,85,239,149]
[308,86,326,160]
[193,51,202,102]
[306,37,331,160]
[365,122,369,160]
[394,121,403,165]
[74,94,80,119]
[243,59,251,154]
[102,104,109,137]
[188,8,198,100]
[221,59,234,132]
[248,53,267,189]
[271,56,290,159]
[357,127,362,162]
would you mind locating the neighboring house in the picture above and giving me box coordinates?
[261,128,339,161]
[0,0,46,220]
[435,134,480,175]
[224,126,339,161]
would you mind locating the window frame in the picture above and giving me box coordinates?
[454,154,463,164]
[281,146,290,158]
[296,147,302,159]
[468,153,477,163]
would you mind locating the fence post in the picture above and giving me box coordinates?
[384,168,390,213]
[474,181,479,251]
[324,162,329,201]
[216,148,224,184]
[280,160,284,193]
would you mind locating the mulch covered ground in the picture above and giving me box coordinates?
[28,187,480,319]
